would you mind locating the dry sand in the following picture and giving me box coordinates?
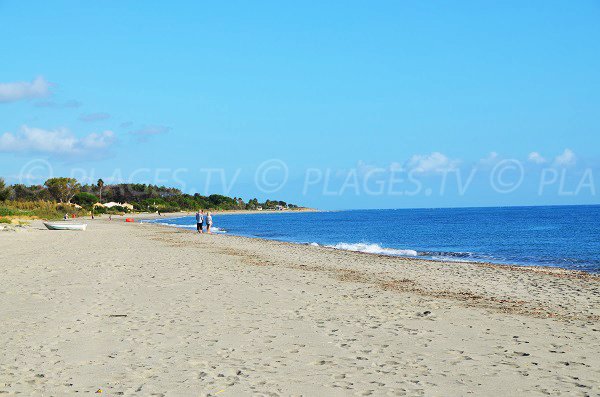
[0,218,599,396]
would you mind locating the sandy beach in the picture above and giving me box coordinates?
[1,218,599,396]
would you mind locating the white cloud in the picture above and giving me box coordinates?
[0,77,51,103]
[406,152,459,174]
[527,151,546,164]
[0,125,115,158]
[79,131,116,150]
[478,151,500,166]
[554,148,576,166]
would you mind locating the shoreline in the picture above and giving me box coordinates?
[2,219,599,395]
[142,214,600,277]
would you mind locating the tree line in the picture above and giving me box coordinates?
[0,177,299,213]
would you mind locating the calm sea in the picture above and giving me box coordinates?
[148,205,600,273]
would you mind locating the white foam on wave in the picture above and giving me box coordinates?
[429,255,470,263]
[326,242,418,257]
[159,223,196,229]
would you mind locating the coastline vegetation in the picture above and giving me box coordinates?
[0,177,302,220]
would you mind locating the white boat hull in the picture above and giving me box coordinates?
[44,222,87,231]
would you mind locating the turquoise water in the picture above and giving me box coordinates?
[149,205,600,273]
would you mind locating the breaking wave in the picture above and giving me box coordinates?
[324,242,418,257]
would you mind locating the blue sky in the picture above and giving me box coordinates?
[1,1,599,209]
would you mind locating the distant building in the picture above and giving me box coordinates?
[93,202,105,208]
[256,206,263,211]
[104,202,134,210]
[121,202,134,210]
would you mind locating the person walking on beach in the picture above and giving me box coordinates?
[195,210,204,233]
[206,211,213,234]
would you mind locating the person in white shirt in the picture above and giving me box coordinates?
[206,212,213,234]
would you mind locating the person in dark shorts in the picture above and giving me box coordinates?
[195,210,204,233]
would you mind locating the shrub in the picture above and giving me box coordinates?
[93,205,107,214]
[157,205,181,213]
[0,201,87,220]
[0,207,19,216]
[72,192,99,208]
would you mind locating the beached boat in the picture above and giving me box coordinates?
[43,222,87,231]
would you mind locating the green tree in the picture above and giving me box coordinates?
[97,178,105,202]
[44,178,81,203]
[0,178,10,201]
